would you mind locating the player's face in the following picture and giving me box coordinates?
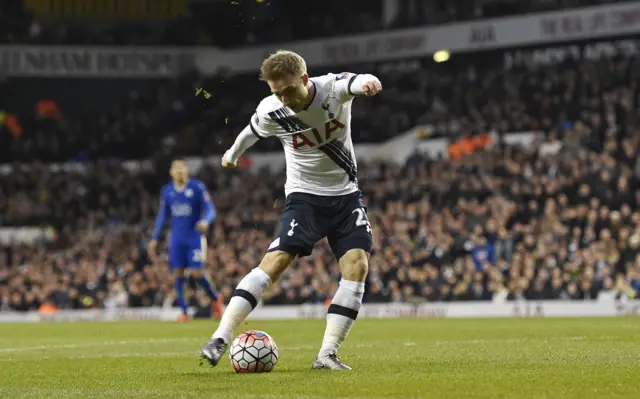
[268,74,309,112]
[170,161,189,184]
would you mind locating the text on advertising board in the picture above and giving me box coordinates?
[322,33,427,64]
[468,25,496,45]
[539,5,640,39]
[0,47,195,78]
[504,39,640,68]
[218,2,640,72]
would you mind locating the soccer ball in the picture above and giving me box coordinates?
[229,330,279,373]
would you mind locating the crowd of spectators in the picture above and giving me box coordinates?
[4,44,640,164]
[2,0,640,312]
[2,121,640,312]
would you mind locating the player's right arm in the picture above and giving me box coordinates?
[148,186,171,260]
[332,72,383,103]
[222,106,277,167]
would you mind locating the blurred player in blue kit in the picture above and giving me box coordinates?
[148,159,223,322]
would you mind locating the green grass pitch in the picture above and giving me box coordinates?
[0,317,638,398]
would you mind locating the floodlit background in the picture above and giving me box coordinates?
[0,0,639,316]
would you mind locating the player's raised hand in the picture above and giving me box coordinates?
[362,80,382,96]
[147,239,158,261]
[221,152,237,168]
[196,220,210,233]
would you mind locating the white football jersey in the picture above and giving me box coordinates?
[249,73,361,197]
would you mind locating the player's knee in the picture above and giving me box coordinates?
[174,268,185,277]
[190,270,203,279]
[258,251,294,281]
[339,249,369,282]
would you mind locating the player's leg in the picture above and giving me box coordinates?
[188,236,223,319]
[201,194,320,367]
[213,250,293,340]
[196,272,224,319]
[200,250,294,367]
[314,194,372,370]
[314,249,369,369]
[169,241,191,322]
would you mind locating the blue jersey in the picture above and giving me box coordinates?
[152,179,216,268]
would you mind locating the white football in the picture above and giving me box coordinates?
[229,330,279,373]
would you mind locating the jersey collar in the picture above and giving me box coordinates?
[302,80,318,111]
[173,179,189,192]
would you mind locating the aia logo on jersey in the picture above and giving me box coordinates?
[335,73,352,81]
[292,119,345,150]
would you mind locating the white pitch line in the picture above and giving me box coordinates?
[65,350,195,360]
[2,335,637,356]
[0,351,196,362]
[0,343,374,361]
[0,341,343,355]
[0,337,198,354]
[0,389,406,399]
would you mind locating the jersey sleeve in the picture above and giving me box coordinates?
[224,125,260,164]
[332,72,360,103]
[195,181,216,223]
[249,110,278,139]
[331,72,380,103]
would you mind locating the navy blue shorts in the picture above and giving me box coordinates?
[267,191,373,260]
[168,235,206,269]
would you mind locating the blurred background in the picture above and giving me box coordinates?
[1,0,640,316]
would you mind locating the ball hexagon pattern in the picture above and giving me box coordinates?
[229,330,279,373]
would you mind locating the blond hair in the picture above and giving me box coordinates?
[260,50,307,81]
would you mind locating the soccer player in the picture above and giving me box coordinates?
[148,159,223,322]
[200,50,382,370]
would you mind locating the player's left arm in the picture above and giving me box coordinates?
[195,181,216,233]
[222,125,260,168]
[334,72,383,102]
[222,109,277,168]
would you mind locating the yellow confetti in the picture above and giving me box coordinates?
[256,0,265,2]
[196,88,213,99]
[225,118,229,124]
[231,1,239,4]
[273,199,278,208]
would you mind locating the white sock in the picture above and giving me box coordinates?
[318,279,365,357]
[212,267,272,343]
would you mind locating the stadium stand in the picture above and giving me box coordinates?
[2,118,640,312]
[4,0,619,47]
[4,44,639,162]
[2,0,640,314]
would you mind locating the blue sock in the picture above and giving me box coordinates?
[198,275,218,301]
[175,276,188,315]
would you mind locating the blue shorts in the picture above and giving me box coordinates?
[168,235,206,269]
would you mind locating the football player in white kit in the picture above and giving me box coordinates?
[200,50,382,370]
